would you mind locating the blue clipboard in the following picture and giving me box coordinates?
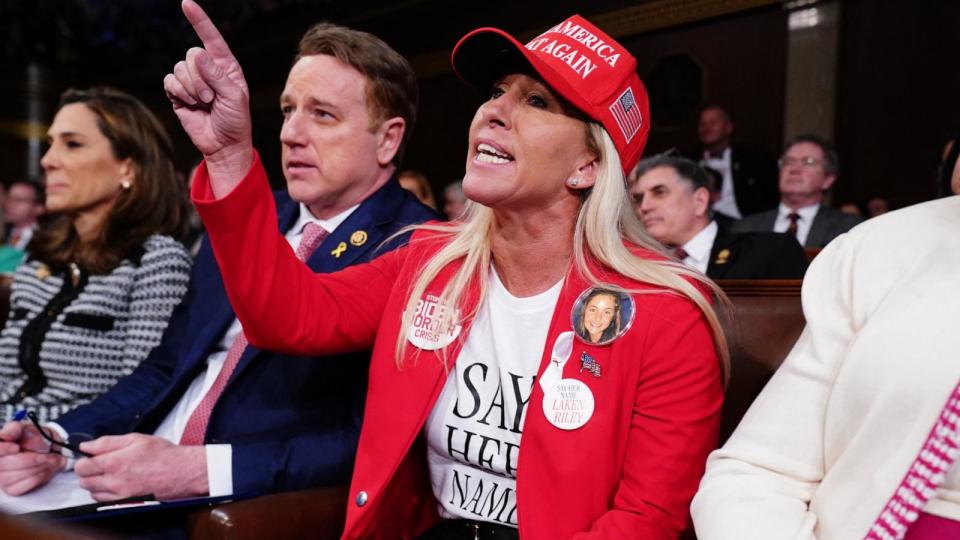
[28,492,254,522]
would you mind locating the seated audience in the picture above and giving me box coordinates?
[631,155,806,279]
[398,169,437,209]
[867,195,891,217]
[839,201,864,218]
[0,87,191,423]
[694,105,779,219]
[692,195,960,539]
[734,134,862,248]
[0,21,434,504]
[441,180,467,220]
[2,179,44,250]
[0,179,46,273]
[170,4,726,538]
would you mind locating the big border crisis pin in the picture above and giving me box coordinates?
[407,293,462,350]
[570,287,635,346]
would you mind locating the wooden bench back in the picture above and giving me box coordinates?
[717,279,805,443]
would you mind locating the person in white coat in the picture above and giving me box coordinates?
[692,195,960,540]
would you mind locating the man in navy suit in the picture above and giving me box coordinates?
[0,22,435,501]
[631,155,806,280]
[733,135,862,248]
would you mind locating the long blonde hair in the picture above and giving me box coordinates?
[394,123,730,383]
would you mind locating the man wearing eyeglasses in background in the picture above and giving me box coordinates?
[734,134,862,248]
[630,155,806,280]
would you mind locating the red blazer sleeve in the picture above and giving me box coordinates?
[192,153,400,356]
[575,293,723,539]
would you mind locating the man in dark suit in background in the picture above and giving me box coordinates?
[695,105,779,219]
[0,21,435,503]
[630,155,806,280]
[734,135,862,248]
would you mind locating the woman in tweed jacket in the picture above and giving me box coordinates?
[0,87,192,422]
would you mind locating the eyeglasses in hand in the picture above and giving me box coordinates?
[26,411,92,458]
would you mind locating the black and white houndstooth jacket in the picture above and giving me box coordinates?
[0,234,192,422]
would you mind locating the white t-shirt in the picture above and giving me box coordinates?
[424,270,563,527]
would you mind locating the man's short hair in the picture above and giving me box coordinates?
[295,23,418,165]
[700,103,733,124]
[784,134,839,177]
[631,155,712,193]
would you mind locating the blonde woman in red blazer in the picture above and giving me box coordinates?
[166,2,728,538]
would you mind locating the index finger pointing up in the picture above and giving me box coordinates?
[181,0,237,64]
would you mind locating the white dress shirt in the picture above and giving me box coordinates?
[54,202,358,497]
[678,221,718,274]
[702,147,741,219]
[773,202,820,246]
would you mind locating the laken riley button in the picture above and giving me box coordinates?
[542,378,594,430]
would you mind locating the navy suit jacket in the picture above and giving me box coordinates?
[58,177,437,496]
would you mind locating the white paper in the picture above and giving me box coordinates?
[0,472,95,514]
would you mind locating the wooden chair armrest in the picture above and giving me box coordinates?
[0,514,110,540]
[187,485,348,540]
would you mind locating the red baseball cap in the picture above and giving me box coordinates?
[451,15,650,174]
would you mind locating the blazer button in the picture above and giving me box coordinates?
[355,491,368,507]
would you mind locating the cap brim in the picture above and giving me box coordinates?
[451,28,593,120]
[452,28,530,93]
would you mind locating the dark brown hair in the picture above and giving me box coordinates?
[30,87,189,274]
[295,23,418,165]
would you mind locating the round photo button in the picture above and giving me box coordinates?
[570,287,635,346]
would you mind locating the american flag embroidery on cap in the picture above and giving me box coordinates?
[609,87,642,143]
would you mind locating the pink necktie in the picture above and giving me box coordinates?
[179,222,329,445]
